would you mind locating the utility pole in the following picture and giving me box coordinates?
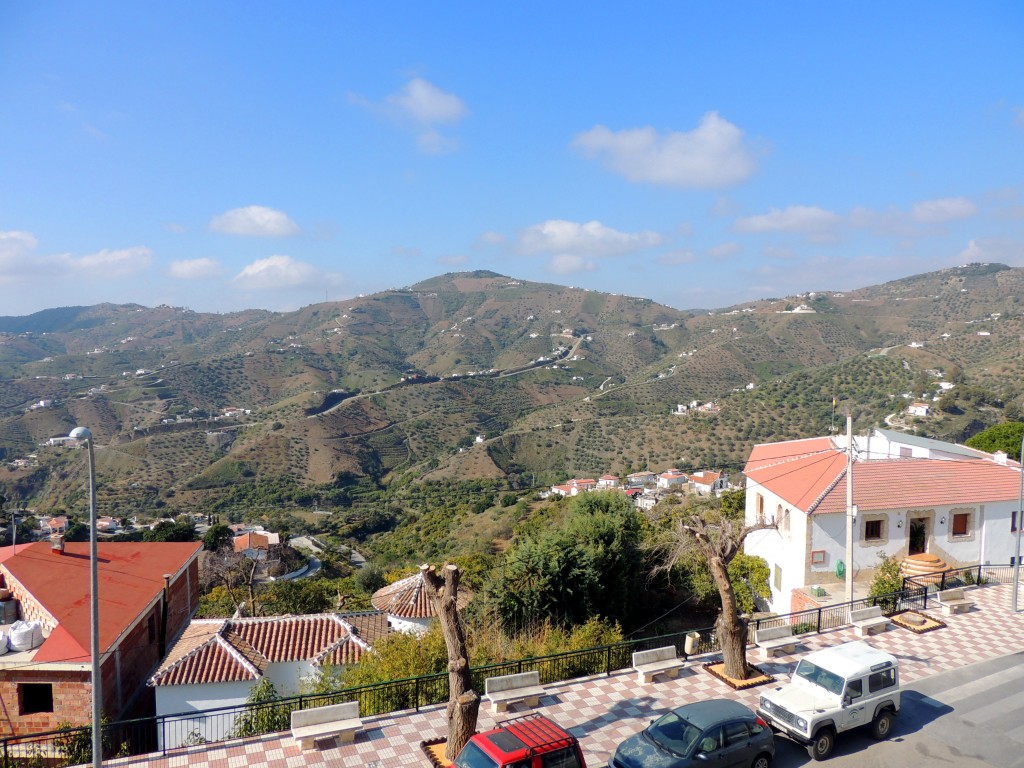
[1012,430,1024,611]
[845,412,855,604]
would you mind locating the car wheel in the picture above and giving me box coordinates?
[750,752,772,768]
[808,727,835,761]
[871,709,895,740]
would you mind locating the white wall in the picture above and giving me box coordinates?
[744,482,806,612]
[265,660,316,696]
[155,681,251,748]
[389,615,432,634]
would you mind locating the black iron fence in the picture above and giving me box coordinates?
[1,564,1011,766]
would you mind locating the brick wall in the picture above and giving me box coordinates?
[790,588,823,614]
[0,670,91,737]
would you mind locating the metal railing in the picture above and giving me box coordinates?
[1,564,1008,766]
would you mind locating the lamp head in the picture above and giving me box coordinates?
[69,427,92,440]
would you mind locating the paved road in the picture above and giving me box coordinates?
[771,650,1024,768]
[290,534,366,569]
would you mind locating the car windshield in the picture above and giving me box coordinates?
[454,741,500,768]
[645,711,703,756]
[794,660,844,695]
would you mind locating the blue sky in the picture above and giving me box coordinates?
[2,2,1022,316]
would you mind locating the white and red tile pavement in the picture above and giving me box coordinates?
[106,582,1024,768]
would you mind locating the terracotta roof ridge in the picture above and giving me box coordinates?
[216,628,265,678]
[747,447,836,473]
[149,620,227,685]
[806,466,848,514]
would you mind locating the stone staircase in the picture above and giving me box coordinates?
[899,552,950,583]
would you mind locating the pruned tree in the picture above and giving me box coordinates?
[421,563,479,761]
[649,491,775,681]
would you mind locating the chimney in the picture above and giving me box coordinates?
[49,534,65,555]
[994,451,1008,465]
[159,574,171,658]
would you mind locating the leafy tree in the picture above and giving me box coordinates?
[230,679,293,738]
[262,578,338,615]
[354,563,388,594]
[203,523,234,551]
[64,522,90,542]
[491,491,643,632]
[868,553,904,602]
[144,520,196,542]
[965,422,1024,461]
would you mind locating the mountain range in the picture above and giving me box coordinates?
[1,264,1022,518]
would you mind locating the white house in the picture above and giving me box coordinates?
[744,429,1023,613]
[907,402,931,417]
[149,612,390,748]
[656,469,688,489]
[597,475,620,488]
[690,470,727,496]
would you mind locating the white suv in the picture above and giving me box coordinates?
[756,640,900,761]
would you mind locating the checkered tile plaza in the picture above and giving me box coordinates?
[106,582,1024,768]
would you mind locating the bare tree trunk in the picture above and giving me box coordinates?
[709,555,750,680]
[421,564,480,761]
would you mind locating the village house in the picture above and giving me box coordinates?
[547,478,597,497]
[233,530,281,560]
[690,470,727,496]
[743,429,1023,613]
[0,541,201,736]
[149,612,391,747]
[907,402,931,417]
[38,516,69,536]
[597,475,620,488]
[656,469,688,489]
[626,471,656,487]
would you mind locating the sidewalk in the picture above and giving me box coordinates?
[108,582,1024,768]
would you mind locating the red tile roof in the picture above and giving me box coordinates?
[745,437,1024,514]
[1,542,201,664]
[371,571,471,618]
[150,612,389,687]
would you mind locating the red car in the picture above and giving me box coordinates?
[454,714,587,768]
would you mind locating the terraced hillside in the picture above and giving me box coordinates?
[1,265,1022,516]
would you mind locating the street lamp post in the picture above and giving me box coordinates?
[1012,430,1024,612]
[70,427,102,768]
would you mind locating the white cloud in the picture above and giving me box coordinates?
[519,220,663,258]
[168,258,223,279]
[572,112,756,188]
[958,237,1022,263]
[63,247,152,276]
[0,231,40,282]
[549,254,596,275]
[735,206,842,237]
[232,255,325,290]
[707,242,742,260]
[353,77,468,155]
[1015,107,1024,127]
[2,233,153,286]
[210,206,300,237]
[387,78,468,124]
[910,197,977,223]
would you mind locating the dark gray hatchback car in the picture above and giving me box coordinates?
[608,699,775,768]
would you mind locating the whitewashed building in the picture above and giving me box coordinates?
[744,429,1023,613]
